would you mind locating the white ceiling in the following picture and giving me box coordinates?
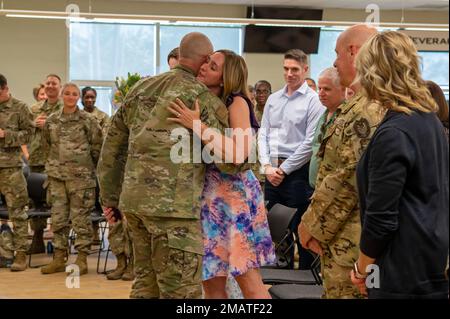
[131,0,449,10]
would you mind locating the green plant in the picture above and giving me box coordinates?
[113,72,142,105]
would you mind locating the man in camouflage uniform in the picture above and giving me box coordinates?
[40,83,103,275]
[0,74,35,271]
[299,25,386,298]
[27,74,64,254]
[98,32,236,299]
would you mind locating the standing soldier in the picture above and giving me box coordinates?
[27,74,64,255]
[81,87,109,135]
[81,86,134,281]
[40,83,103,276]
[299,24,385,298]
[0,74,35,271]
[98,32,237,299]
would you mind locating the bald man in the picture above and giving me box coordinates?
[299,24,387,298]
[98,32,234,299]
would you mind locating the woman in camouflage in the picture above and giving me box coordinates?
[40,83,103,276]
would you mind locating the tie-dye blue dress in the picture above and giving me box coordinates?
[201,93,276,281]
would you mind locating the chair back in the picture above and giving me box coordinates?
[267,203,297,244]
[27,172,47,208]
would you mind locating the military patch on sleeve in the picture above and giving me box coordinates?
[353,118,371,138]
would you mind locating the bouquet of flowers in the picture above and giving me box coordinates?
[111,72,142,110]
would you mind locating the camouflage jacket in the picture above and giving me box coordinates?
[28,99,63,167]
[0,96,34,168]
[43,107,103,184]
[301,93,387,267]
[97,64,237,219]
[87,106,110,136]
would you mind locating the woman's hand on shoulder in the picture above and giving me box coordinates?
[167,98,201,130]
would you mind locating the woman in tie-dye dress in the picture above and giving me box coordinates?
[168,50,275,299]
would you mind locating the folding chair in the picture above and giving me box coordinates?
[268,255,324,299]
[265,203,298,269]
[261,254,321,285]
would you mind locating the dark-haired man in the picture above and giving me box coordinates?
[258,49,325,269]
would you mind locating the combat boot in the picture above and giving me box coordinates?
[106,253,127,280]
[121,258,135,281]
[73,251,88,275]
[41,249,67,274]
[10,251,27,271]
[27,228,46,254]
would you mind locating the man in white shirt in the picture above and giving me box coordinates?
[258,49,325,269]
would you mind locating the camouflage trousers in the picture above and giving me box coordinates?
[108,219,133,258]
[0,168,29,252]
[47,177,94,253]
[125,212,203,299]
[321,246,364,299]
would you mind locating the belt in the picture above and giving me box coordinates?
[270,157,287,167]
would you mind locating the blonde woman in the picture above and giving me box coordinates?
[350,31,449,298]
[168,50,275,299]
[41,83,103,276]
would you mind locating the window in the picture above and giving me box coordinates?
[419,51,449,99]
[309,29,341,83]
[159,24,242,73]
[70,22,155,81]
[70,21,242,115]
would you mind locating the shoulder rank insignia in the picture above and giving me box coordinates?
[353,118,371,138]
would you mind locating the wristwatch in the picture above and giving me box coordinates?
[353,262,368,279]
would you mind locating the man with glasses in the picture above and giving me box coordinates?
[254,80,272,124]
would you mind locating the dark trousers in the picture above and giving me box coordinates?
[265,163,315,270]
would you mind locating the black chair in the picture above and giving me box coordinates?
[265,203,298,269]
[268,255,323,299]
[26,172,52,268]
[261,253,322,285]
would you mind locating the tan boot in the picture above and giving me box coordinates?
[41,249,67,274]
[73,251,88,276]
[10,251,27,272]
[121,258,135,281]
[106,253,127,280]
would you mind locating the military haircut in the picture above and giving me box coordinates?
[46,73,62,83]
[0,74,7,89]
[179,32,213,61]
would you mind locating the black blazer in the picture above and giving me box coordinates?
[357,109,449,299]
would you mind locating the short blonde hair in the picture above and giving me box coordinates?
[356,31,437,114]
[61,82,81,96]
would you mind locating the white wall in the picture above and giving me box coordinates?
[0,0,448,104]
